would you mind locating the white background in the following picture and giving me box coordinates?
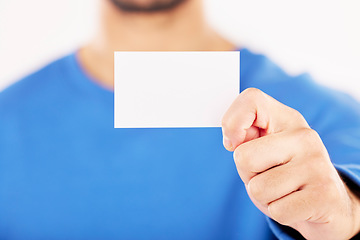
[1,0,359,100]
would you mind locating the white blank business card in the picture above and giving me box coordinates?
[114,51,240,128]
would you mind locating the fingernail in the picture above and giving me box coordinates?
[223,137,233,151]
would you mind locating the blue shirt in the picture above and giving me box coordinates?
[1,49,360,240]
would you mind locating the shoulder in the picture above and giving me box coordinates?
[0,53,75,116]
[0,53,78,146]
[240,48,311,92]
[240,48,287,84]
[0,53,79,155]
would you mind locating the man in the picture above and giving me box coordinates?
[1,0,360,239]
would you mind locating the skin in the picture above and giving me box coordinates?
[79,0,360,238]
[222,88,360,239]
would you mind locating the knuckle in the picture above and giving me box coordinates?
[305,128,319,140]
[299,127,317,139]
[295,128,321,149]
[223,118,237,134]
[268,203,288,225]
[294,128,329,165]
[248,178,265,203]
[221,114,230,129]
[233,146,246,169]
[288,108,304,121]
[233,147,240,163]
[233,146,253,183]
[242,88,263,100]
[318,176,339,200]
[221,114,240,135]
[285,107,308,126]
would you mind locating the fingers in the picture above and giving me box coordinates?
[220,88,358,239]
[247,162,307,206]
[221,88,309,151]
[234,128,327,211]
[233,129,315,184]
[268,189,316,226]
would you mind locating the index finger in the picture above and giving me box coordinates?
[221,88,308,151]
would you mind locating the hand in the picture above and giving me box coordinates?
[221,88,360,240]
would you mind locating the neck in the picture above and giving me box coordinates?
[78,0,236,90]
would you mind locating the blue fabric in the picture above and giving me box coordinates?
[0,48,359,240]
